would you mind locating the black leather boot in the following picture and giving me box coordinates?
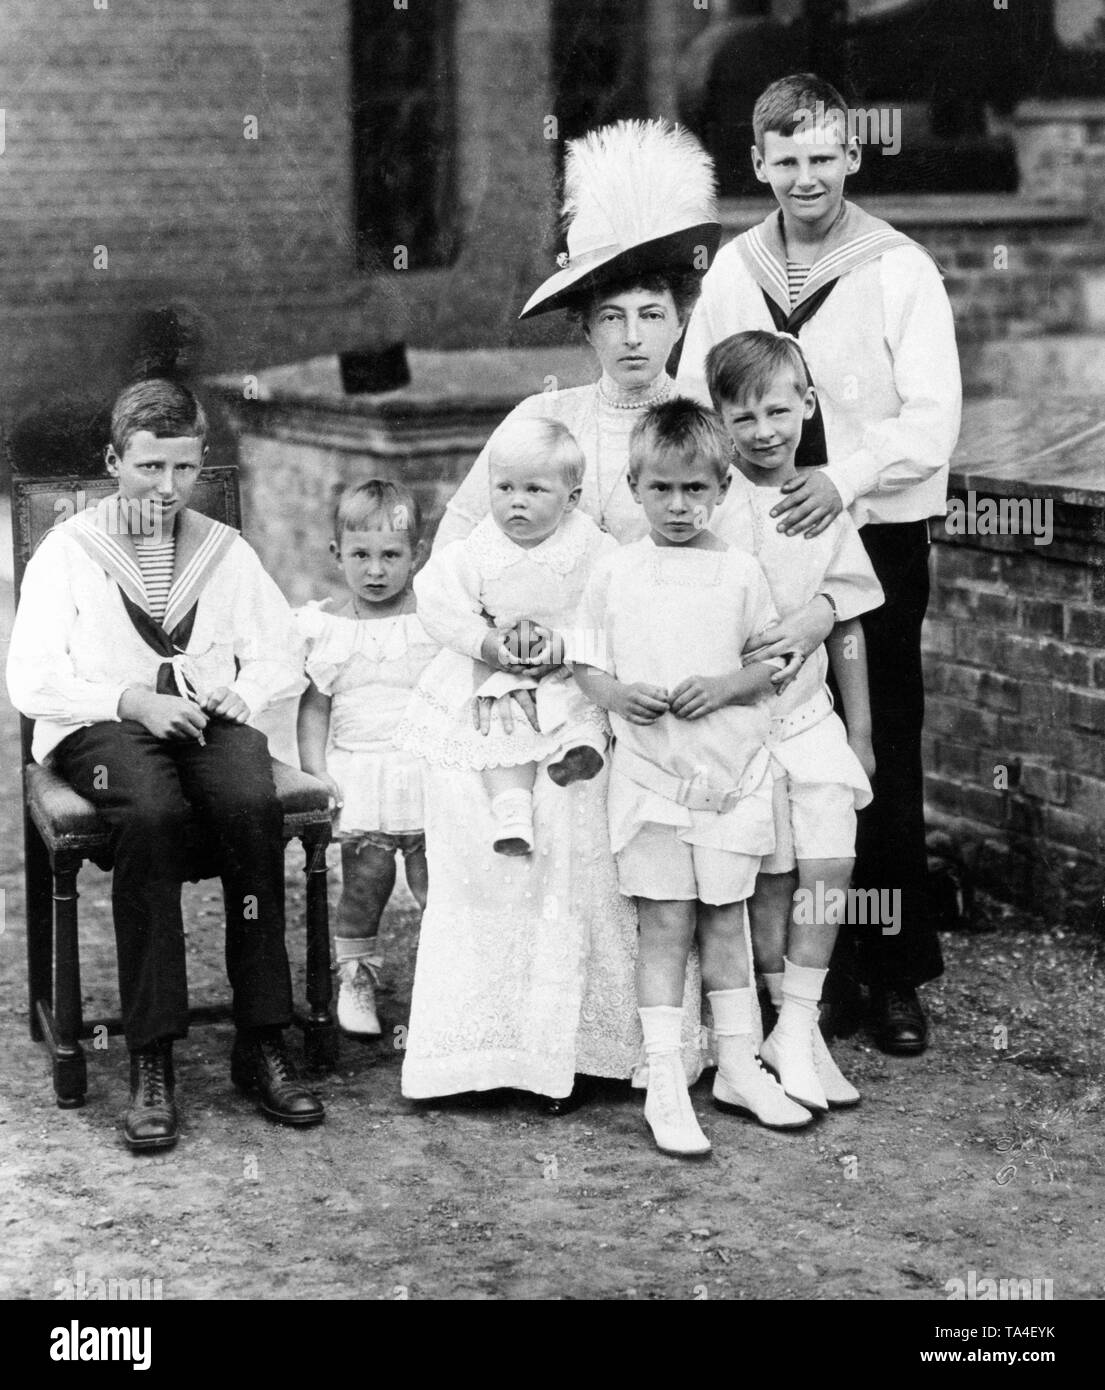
[870,983,929,1056]
[123,1042,178,1152]
[231,1029,325,1126]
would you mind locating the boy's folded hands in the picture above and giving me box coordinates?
[613,682,670,725]
[119,687,209,742]
[118,685,250,742]
[668,675,730,720]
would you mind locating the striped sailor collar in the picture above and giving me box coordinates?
[65,497,238,633]
[734,200,923,317]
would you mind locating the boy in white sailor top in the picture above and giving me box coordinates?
[679,74,962,1056]
[6,380,324,1151]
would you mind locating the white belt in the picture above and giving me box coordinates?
[769,687,833,744]
[617,746,769,815]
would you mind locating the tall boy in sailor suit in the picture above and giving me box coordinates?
[7,379,325,1151]
[679,73,962,1055]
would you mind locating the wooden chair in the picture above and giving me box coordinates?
[10,465,339,1107]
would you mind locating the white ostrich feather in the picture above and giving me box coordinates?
[561,119,718,247]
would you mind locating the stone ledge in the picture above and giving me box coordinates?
[950,397,1105,509]
[209,348,597,426]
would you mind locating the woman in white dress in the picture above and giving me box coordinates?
[402,121,830,1111]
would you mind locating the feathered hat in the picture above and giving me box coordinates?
[519,119,721,320]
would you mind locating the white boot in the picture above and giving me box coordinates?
[490,789,534,856]
[708,989,812,1130]
[639,1006,711,1157]
[765,971,859,1109]
[760,960,829,1112]
[334,938,382,1037]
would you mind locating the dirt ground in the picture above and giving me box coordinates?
[1,563,1102,1302]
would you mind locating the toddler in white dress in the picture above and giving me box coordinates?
[400,417,615,855]
[295,481,438,1037]
[707,330,884,1112]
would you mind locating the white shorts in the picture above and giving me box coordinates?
[616,822,761,906]
[760,770,857,873]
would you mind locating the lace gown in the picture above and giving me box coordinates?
[400,377,705,1100]
[398,511,613,771]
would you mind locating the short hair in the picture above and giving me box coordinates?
[564,269,704,328]
[333,479,423,547]
[486,416,585,491]
[628,397,731,483]
[752,73,851,151]
[706,331,812,411]
[110,378,208,455]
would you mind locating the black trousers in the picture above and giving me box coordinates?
[54,719,293,1050]
[832,520,944,990]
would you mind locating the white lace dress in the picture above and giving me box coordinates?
[293,602,438,836]
[397,511,613,771]
[400,377,705,1100]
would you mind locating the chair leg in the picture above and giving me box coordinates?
[300,828,338,1073]
[51,854,87,1108]
[24,815,54,1042]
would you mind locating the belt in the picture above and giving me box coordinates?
[617,746,769,815]
[768,687,833,743]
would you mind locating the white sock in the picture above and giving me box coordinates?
[763,971,785,1009]
[775,958,827,1036]
[334,936,380,971]
[707,988,769,1084]
[638,1004,684,1057]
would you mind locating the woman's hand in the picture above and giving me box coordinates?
[472,689,541,737]
[771,471,843,538]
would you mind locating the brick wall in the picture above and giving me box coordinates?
[922,491,1105,927]
[0,0,557,421]
[0,0,356,403]
[717,197,1105,382]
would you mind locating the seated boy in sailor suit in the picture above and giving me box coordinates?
[6,378,325,1151]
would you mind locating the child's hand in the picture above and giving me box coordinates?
[772,471,844,538]
[202,686,250,723]
[120,688,208,742]
[613,682,669,725]
[311,772,343,813]
[480,629,528,672]
[500,618,563,674]
[669,675,728,720]
[849,731,876,781]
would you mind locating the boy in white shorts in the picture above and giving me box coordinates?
[572,398,813,1158]
[707,329,884,1112]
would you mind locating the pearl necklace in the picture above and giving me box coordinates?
[596,375,673,411]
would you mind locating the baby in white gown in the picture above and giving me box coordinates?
[399,417,616,855]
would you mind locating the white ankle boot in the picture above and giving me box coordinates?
[334,939,382,1037]
[764,970,860,1108]
[490,789,534,856]
[639,1007,711,1157]
[811,1024,861,1107]
[760,960,828,1112]
[708,989,812,1130]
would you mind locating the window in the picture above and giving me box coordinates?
[351,0,458,272]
